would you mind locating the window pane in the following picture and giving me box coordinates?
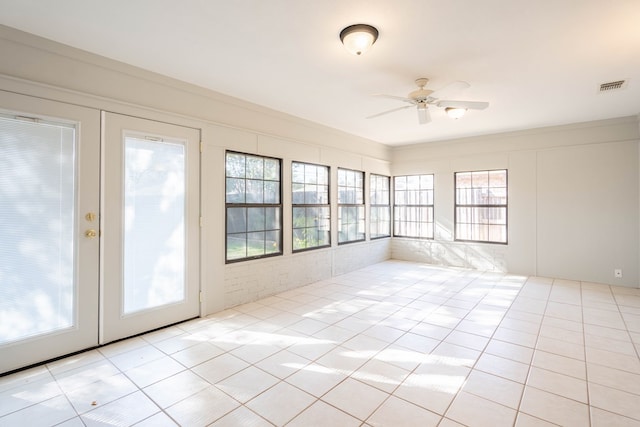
[393,174,434,239]
[245,179,264,203]
[292,183,304,204]
[0,117,76,343]
[292,162,305,183]
[264,158,279,181]
[456,172,472,188]
[247,207,265,232]
[227,207,247,233]
[226,178,245,203]
[247,231,265,256]
[246,156,263,179]
[263,181,279,203]
[265,207,280,230]
[454,169,507,243]
[123,137,186,314]
[226,152,282,261]
[227,234,247,260]
[225,152,245,178]
[291,162,330,251]
[265,230,280,254]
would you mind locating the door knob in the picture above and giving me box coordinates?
[85,229,97,239]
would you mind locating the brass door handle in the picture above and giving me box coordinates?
[85,229,97,239]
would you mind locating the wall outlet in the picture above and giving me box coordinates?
[614,269,623,278]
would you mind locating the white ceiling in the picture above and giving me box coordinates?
[1,0,639,146]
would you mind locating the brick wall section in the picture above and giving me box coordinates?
[391,238,507,272]
[224,239,391,308]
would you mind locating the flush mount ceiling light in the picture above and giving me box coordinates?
[445,107,467,119]
[339,24,378,55]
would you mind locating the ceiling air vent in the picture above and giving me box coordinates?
[599,80,627,93]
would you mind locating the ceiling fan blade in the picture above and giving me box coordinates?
[429,80,471,99]
[417,106,431,124]
[372,94,416,104]
[366,105,413,119]
[437,100,489,110]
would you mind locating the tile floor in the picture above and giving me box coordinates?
[2,260,640,426]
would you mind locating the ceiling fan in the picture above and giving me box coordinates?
[367,78,489,124]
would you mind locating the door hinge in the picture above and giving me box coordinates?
[199,291,203,303]
[200,141,204,153]
[199,216,203,227]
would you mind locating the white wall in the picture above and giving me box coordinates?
[0,25,391,316]
[391,117,640,287]
[1,22,638,326]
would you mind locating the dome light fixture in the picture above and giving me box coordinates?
[445,107,466,119]
[339,24,379,56]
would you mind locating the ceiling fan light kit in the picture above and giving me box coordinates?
[340,24,378,55]
[445,107,466,119]
[368,78,489,125]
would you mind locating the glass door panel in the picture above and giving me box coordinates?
[0,92,100,374]
[101,112,200,344]
[123,136,186,314]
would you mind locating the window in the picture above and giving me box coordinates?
[225,151,282,262]
[455,169,507,244]
[292,161,330,251]
[337,168,365,243]
[393,175,434,238]
[370,174,390,239]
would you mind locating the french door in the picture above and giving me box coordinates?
[100,112,200,344]
[0,94,200,374]
[0,92,101,373]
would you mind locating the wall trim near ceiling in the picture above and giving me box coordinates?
[0,24,391,162]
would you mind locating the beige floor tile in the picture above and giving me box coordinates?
[443,330,490,351]
[536,335,585,361]
[80,391,160,427]
[164,386,239,426]
[5,261,640,427]
[587,363,640,395]
[316,346,370,375]
[214,366,279,403]
[285,363,348,397]
[531,350,586,380]
[475,353,529,383]
[134,411,179,426]
[526,366,588,403]
[0,395,76,427]
[393,331,440,353]
[170,341,226,368]
[462,370,524,409]
[351,358,410,393]
[209,406,272,427]
[392,369,465,415]
[245,381,315,425]
[446,391,517,427]
[191,353,250,384]
[253,349,310,380]
[322,377,389,421]
[287,400,361,427]
[485,339,534,364]
[367,395,441,427]
[123,356,185,388]
[514,412,557,426]
[520,386,589,426]
[143,370,210,409]
[585,333,636,356]
[589,382,640,421]
[493,326,538,348]
[585,346,640,374]
[66,373,138,414]
[590,407,639,427]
